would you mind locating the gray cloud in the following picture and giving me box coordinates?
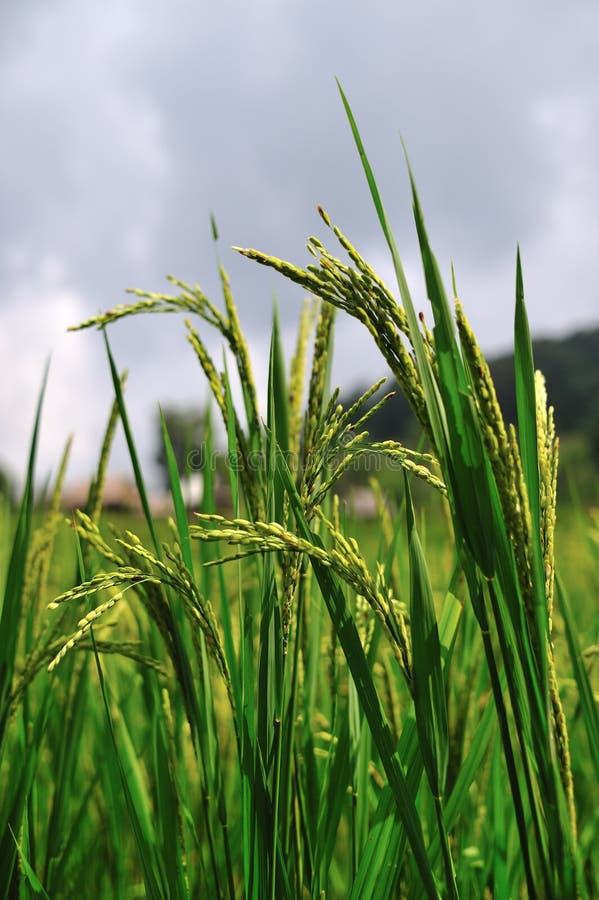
[1,1,598,487]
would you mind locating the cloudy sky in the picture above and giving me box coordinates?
[1,2,598,490]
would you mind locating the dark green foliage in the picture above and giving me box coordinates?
[155,406,204,490]
[342,328,599,454]
[0,464,15,507]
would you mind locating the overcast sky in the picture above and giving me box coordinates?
[1,2,598,490]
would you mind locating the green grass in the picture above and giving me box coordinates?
[1,88,598,898]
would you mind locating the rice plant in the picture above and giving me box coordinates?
[1,86,598,898]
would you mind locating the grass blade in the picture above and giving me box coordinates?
[0,361,49,737]
[103,332,161,556]
[557,574,599,783]
[277,447,439,899]
[405,477,456,897]
[513,251,548,688]
[159,407,194,573]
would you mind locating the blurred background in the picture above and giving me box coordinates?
[1,1,598,495]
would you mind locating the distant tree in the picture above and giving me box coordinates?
[155,407,204,490]
[341,327,599,446]
[0,464,15,508]
[489,328,599,433]
[588,398,599,464]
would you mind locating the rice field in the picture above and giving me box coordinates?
[1,90,598,899]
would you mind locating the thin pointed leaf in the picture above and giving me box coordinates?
[557,574,599,783]
[0,361,49,734]
[103,331,161,556]
[159,407,194,573]
[513,252,549,685]
[405,475,448,798]
[277,447,439,899]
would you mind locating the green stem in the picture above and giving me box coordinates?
[434,795,458,900]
